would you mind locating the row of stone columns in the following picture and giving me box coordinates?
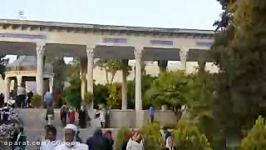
[19,44,188,110]
[79,46,187,110]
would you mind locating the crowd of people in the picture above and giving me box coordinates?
[37,123,175,150]
[39,124,114,150]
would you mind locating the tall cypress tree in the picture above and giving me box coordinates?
[211,0,266,135]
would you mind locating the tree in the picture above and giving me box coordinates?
[172,118,213,150]
[141,123,164,150]
[64,61,81,108]
[51,58,67,107]
[211,0,266,137]
[107,83,122,109]
[144,71,187,109]
[96,59,130,84]
[115,127,130,150]
[240,116,266,150]
[51,58,67,94]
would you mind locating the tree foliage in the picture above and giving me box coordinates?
[107,83,122,109]
[172,118,213,150]
[144,71,187,109]
[211,0,266,136]
[64,61,81,107]
[115,127,130,150]
[96,59,130,84]
[240,116,266,150]
[141,123,164,150]
[51,58,67,94]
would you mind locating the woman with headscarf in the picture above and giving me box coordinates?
[55,124,87,150]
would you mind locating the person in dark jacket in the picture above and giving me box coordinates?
[26,91,33,108]
[14,127,27,150]
[79,105,89,128]
[76,130,83,143]
[86,129,110,150]
[103,130,114,150]
[0,93,4,107]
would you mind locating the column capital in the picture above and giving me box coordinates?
[36,43,45,56]
[134,50,142,60]
[86,46,95,57]
[180,50,188,58]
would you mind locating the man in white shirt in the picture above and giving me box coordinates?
[40,125,60,150]
[55,124,88,150]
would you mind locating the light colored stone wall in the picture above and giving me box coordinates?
[109,110,178,128]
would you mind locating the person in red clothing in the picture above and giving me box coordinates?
[68,107,76,124]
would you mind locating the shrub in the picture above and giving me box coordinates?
[240,116,266,150]
[115,127,130,150]
[31,94,42,108]
[172,118,212,150]
[141,123,164,150]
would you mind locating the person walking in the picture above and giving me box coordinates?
[126,131,144,150]
[0,93,4,107]
[44,90,53,108]
[45,106,55,125]
[40,125,61,150]
[78,105,89,128]
[86,129,110,150]
[17,85,26,108]
[68,107,76,124]
[26,91,33,108]
[148,105,155,123]
[60,103,68,127]
[55,124,88,150]
[99,107,106,128]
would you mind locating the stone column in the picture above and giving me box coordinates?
[4,77,10,102]
[121,59,128,110]
[16,75,22,87]
[180,49,188,71]
[49,77,54,93]
[158,60,168,73]
[134,49,143,111]
[36,43,45,96]
[80,57,87,102]
[86,47,94,107]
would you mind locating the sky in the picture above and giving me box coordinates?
[1,0,221,29]
[0,0,221,62]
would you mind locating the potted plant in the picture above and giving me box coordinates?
[31,94,42,108]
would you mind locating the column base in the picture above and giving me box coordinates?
[135,110,149,128]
